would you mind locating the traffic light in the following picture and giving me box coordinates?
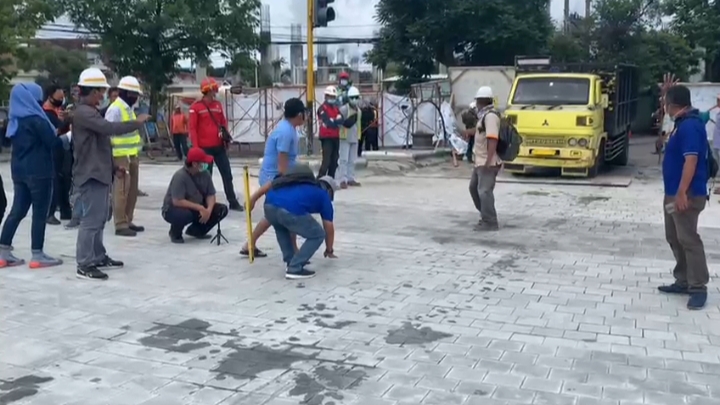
[313,0,335,27]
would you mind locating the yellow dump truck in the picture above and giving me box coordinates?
[502,57,639,177]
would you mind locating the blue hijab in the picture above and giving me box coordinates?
[7,83,56,138]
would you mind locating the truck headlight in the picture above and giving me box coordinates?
[568,138,578,146]
[578,138,588,147]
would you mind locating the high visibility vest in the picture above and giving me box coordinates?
[340,108,361,140]
[110,99,142,157]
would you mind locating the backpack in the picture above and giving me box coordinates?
[483,111,522,162]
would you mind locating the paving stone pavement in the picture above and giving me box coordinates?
[1,161,719,405]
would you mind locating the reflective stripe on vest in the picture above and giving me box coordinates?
[110,99,142,157]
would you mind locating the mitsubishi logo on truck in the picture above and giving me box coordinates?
[542,119,549,126]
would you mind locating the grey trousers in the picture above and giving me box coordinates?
[469,166,500,224]
[75,180,110,267]
[664,196,709,290]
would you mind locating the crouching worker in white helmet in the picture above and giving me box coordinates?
[248,164,339,280]
[72,68,150,281]
[104,76,145,237]
[463,86,501,231]
[317,86,343,179]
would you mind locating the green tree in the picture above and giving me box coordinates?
[16,44,89,92]
[365,0,553,91]
[0,0,58,100]
[664,0,720,81]
[60,0,261,115]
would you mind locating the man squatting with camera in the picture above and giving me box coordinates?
[248,164,339,280]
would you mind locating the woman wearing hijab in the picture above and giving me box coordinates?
[0,83,67,268]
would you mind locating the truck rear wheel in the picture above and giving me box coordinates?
[589,140,605,178]
[611,129,630,166]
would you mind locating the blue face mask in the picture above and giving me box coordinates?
[199,163,209,172]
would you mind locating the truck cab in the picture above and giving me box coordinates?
[503,57,638,177]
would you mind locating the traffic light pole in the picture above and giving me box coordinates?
[305,0,315,156]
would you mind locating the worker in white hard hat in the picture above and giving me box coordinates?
[104,76,145,237]
[337,86,362,188]
[317,85,343,179]
[464,85,501,231]
[72,68,150,281]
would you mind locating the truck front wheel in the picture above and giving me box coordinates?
[589,139,605,178]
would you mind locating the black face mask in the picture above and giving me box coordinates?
[50,98,63,108]
[125,96,138,107]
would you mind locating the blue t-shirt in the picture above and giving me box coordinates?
[663,112,708,197]
[259,119,298,185]
[265,184,334,221]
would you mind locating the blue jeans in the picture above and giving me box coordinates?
[0,178,52,251]
[264,204,325,274]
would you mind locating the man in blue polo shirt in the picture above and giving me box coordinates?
[249,164,339,280]
[660,85,710,310]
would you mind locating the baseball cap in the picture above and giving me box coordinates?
[318,175,340,191]
[186,147,213,164]
[283,98,306,119]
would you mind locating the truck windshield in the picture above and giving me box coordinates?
[512,77,590,106]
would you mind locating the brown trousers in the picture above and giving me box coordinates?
[113,156,139,230]
[663,196,709,290]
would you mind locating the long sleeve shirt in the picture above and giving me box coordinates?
[188,99,226,148]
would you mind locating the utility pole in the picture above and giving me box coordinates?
[585,0,592,17]
[306,0,315,156]
[563,0,570,32]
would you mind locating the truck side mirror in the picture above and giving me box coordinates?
[601,94,609,109]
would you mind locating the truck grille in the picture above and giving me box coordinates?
[522,137,565,147]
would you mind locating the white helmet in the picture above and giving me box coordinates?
[347,86,360,98]
[474,86,493,99]
[78,67,110,88]
[324,85,337,97]
[117,76,143,94]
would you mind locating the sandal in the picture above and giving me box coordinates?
[240,247,267,258]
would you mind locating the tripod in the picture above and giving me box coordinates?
[210,221,228,245]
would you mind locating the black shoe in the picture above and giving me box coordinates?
[285,269,316,280]
[97,256,124,270]
[687,291,708,310]
[229,201,244,212]
[240,247,268,258]
[475,222,499,231]
[60,212,73,221]
[658,283,689,294]
[170,231,185,244]
[129,224,145,232]
[47,215,61,225]
[115,228,137,237]
[76,266,108,280]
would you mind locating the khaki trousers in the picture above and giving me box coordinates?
[113,156,139,230]
[663,195,710,290]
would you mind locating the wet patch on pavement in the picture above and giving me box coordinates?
[289,365,367,405]
[577,195,610,205]
[139,319,216,353]
[212,339,316,380]
[385,322,452,345]
[296,304,356,330]
[0,375,53,404]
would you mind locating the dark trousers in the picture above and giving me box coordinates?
[363,127,379,151]
[49,148,73,219]
[202,146,239,204]
[0,178,52,251]
[466,135,475,162]
[469,166,499,225]
[318,138,340,178]
[0,175,7,224]
[173,134,190,160]
[664,196,709,290]
[163,204,228,237]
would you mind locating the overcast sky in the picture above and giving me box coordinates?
[40,0,587,69]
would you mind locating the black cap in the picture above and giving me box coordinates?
[283,97,305,119]
[666,85,692,108]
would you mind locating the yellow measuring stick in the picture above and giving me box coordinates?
[242,166,254,263]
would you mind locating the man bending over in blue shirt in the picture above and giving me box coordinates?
[249,164,339,279]
[659,85,710,310]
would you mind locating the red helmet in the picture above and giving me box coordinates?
[338,71,350,79]
[200,77,219,93]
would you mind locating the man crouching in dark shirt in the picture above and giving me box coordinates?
[161,147,229,243]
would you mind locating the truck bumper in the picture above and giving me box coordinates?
[504,148,597,177]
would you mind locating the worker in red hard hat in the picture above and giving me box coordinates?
[188,77,243,211]
[337,71,352,106]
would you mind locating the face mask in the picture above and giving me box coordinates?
[199,163,209,172]
[125,96,138,107]
[349,98,359,106]
[339,80,348,87]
